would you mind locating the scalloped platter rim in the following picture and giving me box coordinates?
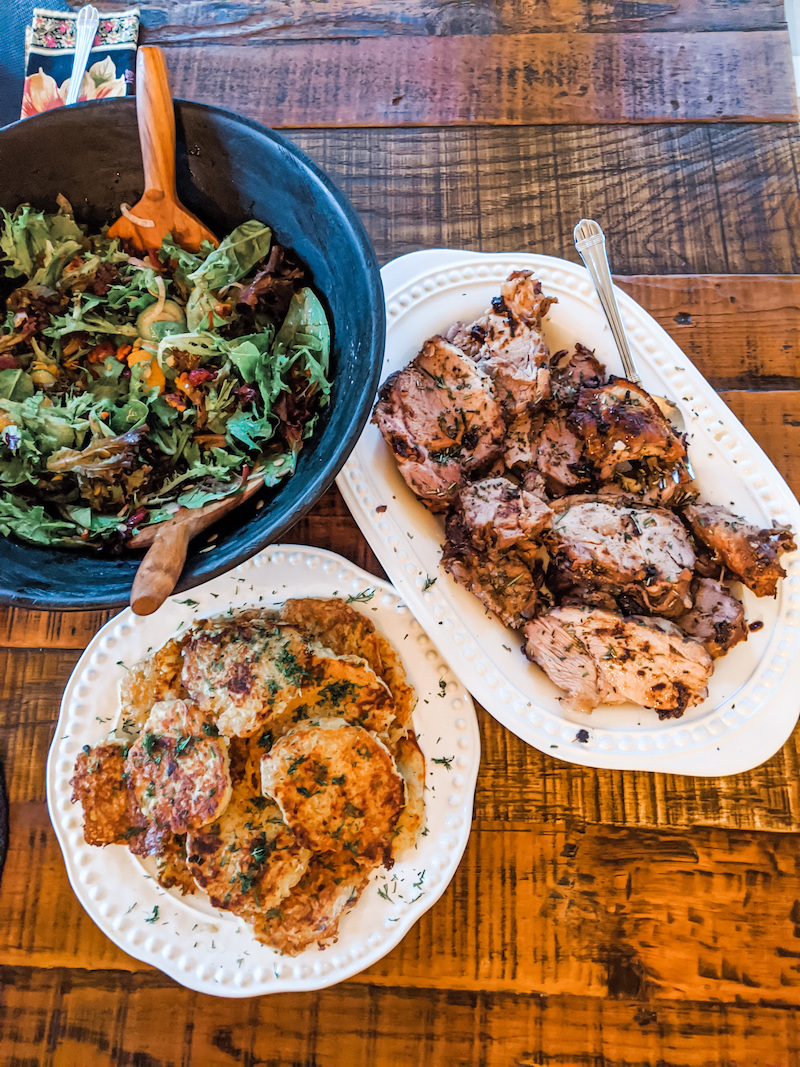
[336,249,800,776]
[46,544,480,997]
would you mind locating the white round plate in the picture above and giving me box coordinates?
[46,545,480,997]
[337,249,800,776]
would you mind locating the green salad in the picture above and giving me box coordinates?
[0,199,331,547]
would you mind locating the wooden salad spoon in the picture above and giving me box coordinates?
[129,473,265,616]
[107,45,217,252]
[109,46,265,614]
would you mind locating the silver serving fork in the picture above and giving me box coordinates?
[64,6,100,107]
[574,218,694,481]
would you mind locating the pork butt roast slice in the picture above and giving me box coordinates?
[372,336,505,512]
[550,343,607,405]
[677,577,747,659]
[442,508,540,629]
[543,496,695,617]
[683,503,796,598]
[567,377,687,482]
[524,606,713,717]
[454,477,552,555]
[474,271,556,417]
[523,412,589,494]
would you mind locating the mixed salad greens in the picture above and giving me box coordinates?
[0,199,331,547]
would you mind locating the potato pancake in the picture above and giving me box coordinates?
[280,598,417,731]
[182,616,315,737]
[70,742,148,847]
[260,719,405,864]
[186,738,309,915]
[118,637,186,731]
[270,648,398,742]
[251,850,375,956]
[126,699,232,834]
[390,731,426,855]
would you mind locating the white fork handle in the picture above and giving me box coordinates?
[64,6,100,106]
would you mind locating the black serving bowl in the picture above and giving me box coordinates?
[0,100,384,610]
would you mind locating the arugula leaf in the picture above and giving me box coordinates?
[158,233,214,288]
[273,288,330,371]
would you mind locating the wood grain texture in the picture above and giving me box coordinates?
[2,968,797,1067]
[6,810,800,1008]
[124,0,788,43]
[285,124,800,275]
[159,32,797,127]
[616,275,800,388]
[1,270,797,652]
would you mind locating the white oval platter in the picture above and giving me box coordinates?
[46,544,480,997]
[337,249,800,776]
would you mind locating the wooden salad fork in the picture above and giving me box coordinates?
[107,46,217,252]
[109,46,265,614]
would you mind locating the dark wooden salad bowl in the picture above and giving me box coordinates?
[0,100,384,610]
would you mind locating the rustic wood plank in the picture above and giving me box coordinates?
[124,0,788,43]
[6,645,800,835]
[161,32,797,128]
[5,644,800,835]
[2,968,799,1067]
[287,124,800,275]
[5,815,800,1006]
[2,372,796,652]
[617,275,800,389]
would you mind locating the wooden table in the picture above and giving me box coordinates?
[3,3,800,1064]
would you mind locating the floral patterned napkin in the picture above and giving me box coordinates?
[22,7,140,118]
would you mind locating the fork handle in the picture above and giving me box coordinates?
[574,219,641,386]
[136,46,178,200]
[64,6,99,106]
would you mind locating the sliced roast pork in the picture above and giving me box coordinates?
[524,606,713,717]
[677,577,747,659]
[454,477,552,555]
[475,270,556,417]
[544,495,695,616]
[568,377,687,481]
[372,336,505,512]
[549,343,606,404]
[683,503,796,597]
[443,502,541,629]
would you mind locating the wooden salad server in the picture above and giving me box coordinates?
[129,475,265,616]
[107,46,217,252]
[109,45,263,615]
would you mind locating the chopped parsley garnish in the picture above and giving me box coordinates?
[202,723,220,737]
[422,575,437,591]
[144,906,159,924]
[432,755,454,770]
[276,646,309,685]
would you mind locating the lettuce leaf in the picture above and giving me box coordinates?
[0,492,75,544]
[186,221,272,291]
[0,203,85,279]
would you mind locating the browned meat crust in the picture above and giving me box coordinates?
[550,343,606,403]
[683,503,796,597]
[372,336,505,511]
[544,496,695,617]
[70,742,148,848]
[568,377,687,481]
[524,606,712,717]
[443,519,541,630]
[677,578,747,659]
